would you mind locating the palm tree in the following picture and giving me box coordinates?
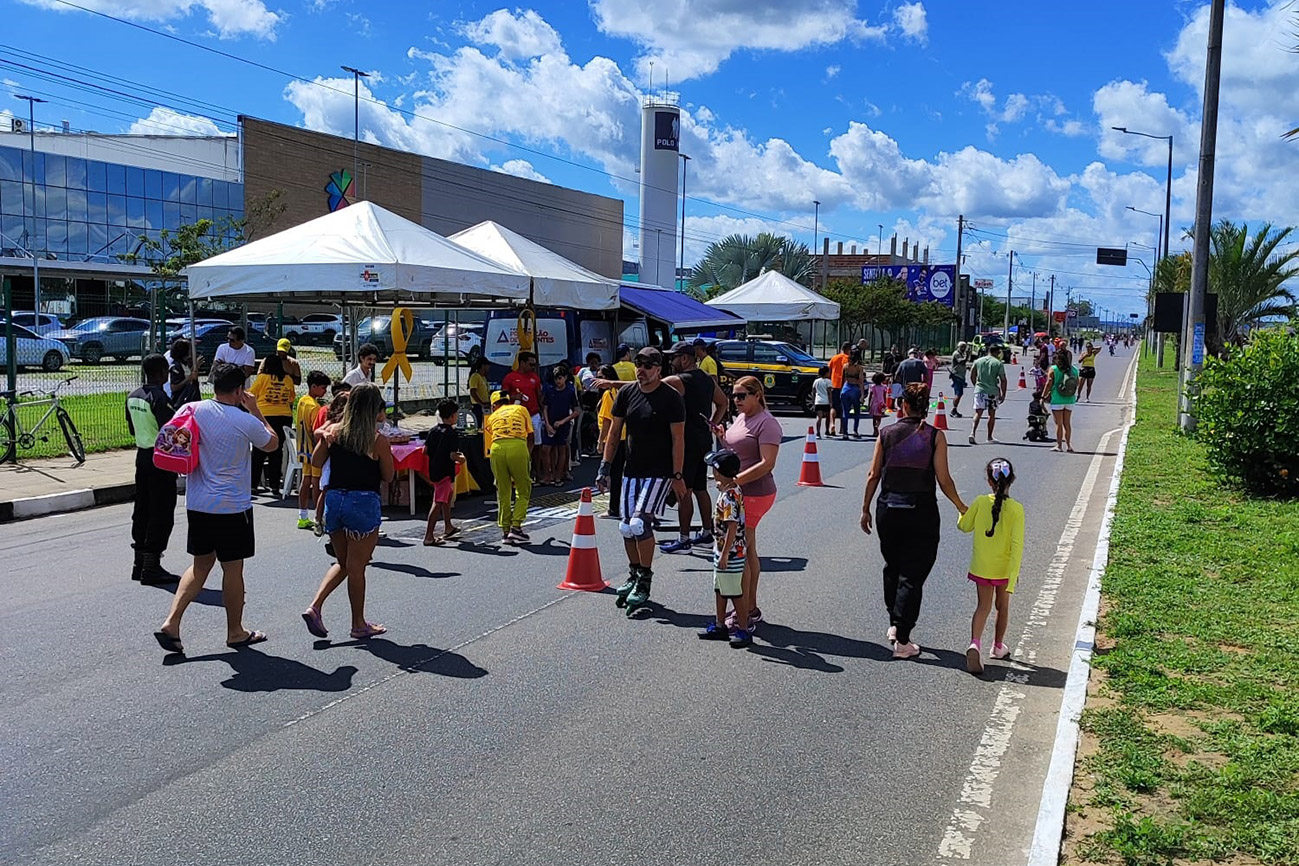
[689,233,814,298]
[1209,220,1299,347]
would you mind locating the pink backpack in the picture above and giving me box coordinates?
[153,403,201,475]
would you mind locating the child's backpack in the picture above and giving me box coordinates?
[1056,366,1080,398]
[153,402,201,475]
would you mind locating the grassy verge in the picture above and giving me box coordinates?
[10,392,133,458]
[1063,355,1299,865]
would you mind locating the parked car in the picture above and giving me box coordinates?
[48,316,151,364]
[426,322,483,364]
[714,339,824,415]
[3,311,66,336]
[332,315,439,360]
[285,313,343,345]
[0,323,71,371]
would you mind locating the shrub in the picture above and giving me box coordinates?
[1195,329,1299,497]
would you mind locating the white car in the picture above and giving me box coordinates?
[6,311,65,336]
[285,313,343,345]
[426,323,483,364]
[0,323,71,371]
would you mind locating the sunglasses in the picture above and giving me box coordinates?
[731,391,752,399]
[633,358,658,368]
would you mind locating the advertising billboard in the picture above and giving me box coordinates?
[861,264,957,307]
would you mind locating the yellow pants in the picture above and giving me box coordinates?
[490,438,532,531]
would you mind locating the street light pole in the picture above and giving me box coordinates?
[1112,127,1174,275]
[679,154,691,291]
[1004,251,1014,337]
[15,95,45,314]
[340,66,369,201]
[812,199,820,290]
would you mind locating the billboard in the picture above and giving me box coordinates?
[653,111,679,151]
[861,264,957,307]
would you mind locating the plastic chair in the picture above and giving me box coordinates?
[280,427,299,499]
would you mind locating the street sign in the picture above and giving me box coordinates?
[972,279,994,289]
[1192,322,1205,365]
[1096,247,1128,266]
[1129,313,1139,318]
[1053,311,1068,323]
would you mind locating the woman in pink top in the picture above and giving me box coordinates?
[716,376,782,632]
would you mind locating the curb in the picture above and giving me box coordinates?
[0,482,136,523]
[1026,350,1139,865]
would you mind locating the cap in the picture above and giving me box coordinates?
[634,346,663,362]
[276,337,292,352]
[492,390,508,404]
[703,448,742,478]
[616,343,631,357]
[670,341,695,357]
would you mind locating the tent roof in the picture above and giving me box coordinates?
[186,201,531,304]
[619,285,744,330]
[705,270,840,321]
[448,221,619,311]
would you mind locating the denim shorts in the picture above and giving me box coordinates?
[323,489,382,538]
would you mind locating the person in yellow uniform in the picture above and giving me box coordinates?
[248,350,296,494]
[485,390,534,545]
[694,338,718,378]
[294,371,331,529]
[613,343,637,381]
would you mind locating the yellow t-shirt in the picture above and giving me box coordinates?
[1080,351,1097,368]
[957,493,1026,591]
[468,371,490,405]
[700,355,718,377]
[484,403,533,453]
[614,360,637,381]
[295,394,321,457]
[249,373,295,417]
[598,388,626,442]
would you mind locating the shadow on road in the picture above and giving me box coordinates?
[147,584,223,607]
[164,648,359,693]
[371,561,459,580]
[322,637,488,679]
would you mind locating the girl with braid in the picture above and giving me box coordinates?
[958,458,1025,674]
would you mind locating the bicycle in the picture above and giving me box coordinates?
[1,376,86,464]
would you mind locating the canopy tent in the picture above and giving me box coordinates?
[448,221,619,311]
[619,284,744,331]
[185,202,531,304]
[705,270,840,321]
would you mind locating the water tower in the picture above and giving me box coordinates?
[637,95,681,288]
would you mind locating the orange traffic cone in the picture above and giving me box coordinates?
[933,393,949,430]
[1013,353,1020,366]
[558,488,607,591]
[1017,368,1028,390]
[796,426,824,487]
[885,393,895,415]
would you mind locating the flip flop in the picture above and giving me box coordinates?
[301,608,328,639]
[350,622,387,639]
[226,630,268,649]
[443,527,461,540]
[424,536,446,546]
[154,630,184,654]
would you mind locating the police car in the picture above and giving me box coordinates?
[714,339,825,415]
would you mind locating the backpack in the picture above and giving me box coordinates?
[1056,366,1080,399]
[153,402,201,475]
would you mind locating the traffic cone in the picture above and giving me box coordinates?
[885,393,895,415]
[796,426,824,487]
[933,393,949,431]
[1017,368,1028,390]
[1013,353,1020,366]
[558,488,607,591]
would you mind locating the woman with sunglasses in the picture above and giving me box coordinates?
[713,376,782,632]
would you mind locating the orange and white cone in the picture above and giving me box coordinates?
[1017,368,1028,390]
[796,426,824,487]
[1013,352,1020,366]
[558,488,607,591]
[933,393,950,431]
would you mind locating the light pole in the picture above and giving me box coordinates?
[877,224,884,258]
[341,66,369,201]
[1113,128,1173,279]
[15,95,45,314]
[811,199,820,289]
[678,154,691,291]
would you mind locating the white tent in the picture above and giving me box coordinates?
[185,202,531,304]
[448,221,619,311]
[705,270,840,321]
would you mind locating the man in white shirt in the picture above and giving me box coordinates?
[213,327,256,378]
[343,342,380,387]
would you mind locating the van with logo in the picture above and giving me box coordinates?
[482,309,650,384]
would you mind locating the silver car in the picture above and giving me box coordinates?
[48,316,151,364]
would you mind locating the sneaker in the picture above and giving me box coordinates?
[990,642,1011,660]
[313,522,324,538]
[892,641,921,659]
[698,622,730,641]
[950,410,963,418]
[688,530,713,546]
[748,607,763,628]
[966,642,984,674]
[509,527,531,542]
[968,435,976,445]
[729,628,753,648]
[660,537,693,554]
[887,625,897,643]
[297,517,315,530]
[506,529,528,544]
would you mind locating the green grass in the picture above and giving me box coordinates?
[1072,354,1299,865]
[8,392,133,459]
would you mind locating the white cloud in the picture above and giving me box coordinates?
[460,8,563,63]
[961,78,1031,134]
[1044,118,1086,137]
[128,106,229,136]
[20,0,281,39]
[590,0,886,81]
[1092,79,1195,167]
[491,158,550,183]
[893,2,928,44]
[825,65,841,80]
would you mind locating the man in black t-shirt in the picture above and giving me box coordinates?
[597,346,686,612]
[661,341,729,553]
[894,348,928,387]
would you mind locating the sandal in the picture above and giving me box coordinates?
[301,608,328,638]
[443,527,460,540]
[350,622,387,639]
[154,630,184,654]
[423,536,444,547]
[226,630,268,648]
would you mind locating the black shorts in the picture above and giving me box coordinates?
[186,509,255,563]
[815,405,831,417]
[1080,367,1096,380]
[683,446,709,491]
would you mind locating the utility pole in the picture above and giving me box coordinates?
[340,66,369,201]
[1004,251,1014,337]
[1030,272,1037,339]
[679,154,691,291]
[811,198,820,290]
[954,214,965,340]
[15,95,45,314]
[1181,0,1225,432]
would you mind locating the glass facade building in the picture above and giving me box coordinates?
[0,145,243,264]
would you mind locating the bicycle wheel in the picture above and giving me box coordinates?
[56,407,86,464]
[0,411,15,464]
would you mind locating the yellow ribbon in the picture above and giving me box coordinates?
[380,306,414,384]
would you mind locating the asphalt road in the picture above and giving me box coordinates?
[0,348,1137,866]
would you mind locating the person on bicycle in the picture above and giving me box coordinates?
[126,354,181,585]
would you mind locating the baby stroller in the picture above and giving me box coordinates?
[1024,393,1051,442]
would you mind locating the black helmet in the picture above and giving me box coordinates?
[703,449,741,479]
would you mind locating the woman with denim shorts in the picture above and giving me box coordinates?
[301,383,395,640]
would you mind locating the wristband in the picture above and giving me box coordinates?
[596,460,611,480]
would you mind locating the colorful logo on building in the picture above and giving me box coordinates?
[325,169,353,211]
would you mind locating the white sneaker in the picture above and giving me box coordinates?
[893,641,921,660]
[990,642,1011,660]
[886,625,897,643]
[966,642,984,674]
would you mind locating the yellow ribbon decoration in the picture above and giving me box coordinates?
[380,306,414,384]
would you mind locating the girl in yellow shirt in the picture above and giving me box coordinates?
[957,457,1025,674]
[484,391,534,544]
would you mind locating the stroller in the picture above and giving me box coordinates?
[1024,392,1051,442]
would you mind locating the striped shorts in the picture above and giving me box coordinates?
[620,476,673,523]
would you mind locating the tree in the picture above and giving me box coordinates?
[1154,251,1191,298]
[242,189,287,242]
[1067,299,1093,317]
[1208,220,1299,348]
[820,278,870,342]
[689,233,814,297]
[864,276,918,343]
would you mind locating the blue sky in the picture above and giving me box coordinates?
[6,0,1298,321]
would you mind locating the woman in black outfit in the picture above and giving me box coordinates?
[859,382,966,658]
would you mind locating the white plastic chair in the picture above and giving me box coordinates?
[280,426,299,499]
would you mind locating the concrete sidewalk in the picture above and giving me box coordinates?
[0,449,138,522]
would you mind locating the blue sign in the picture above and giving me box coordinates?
[861,264,957,307]
[1192,321,1205,365]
